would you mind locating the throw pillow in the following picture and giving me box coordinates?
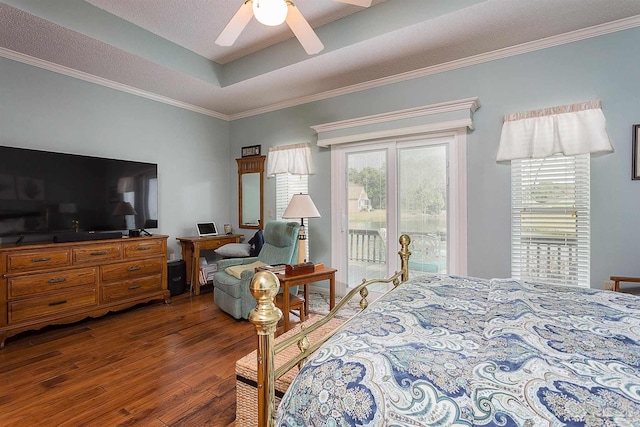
[215,243,251,258]
[225,261,268,279]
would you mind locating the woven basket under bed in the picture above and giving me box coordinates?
[235,315,345,427]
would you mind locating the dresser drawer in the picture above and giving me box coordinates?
[123,239,164,259]
[100,275,163,303]
[7,249,71,273]
[8,267,97,298]
[100,258,164,283]
[9,288,97,323]
[73,243,122,264]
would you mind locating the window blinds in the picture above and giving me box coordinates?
[276,174,309,220]
[276,174,309,260]
[511,154,590,287]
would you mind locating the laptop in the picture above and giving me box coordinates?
[196,222,218,237]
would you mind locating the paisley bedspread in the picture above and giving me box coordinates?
[275,274,640,426]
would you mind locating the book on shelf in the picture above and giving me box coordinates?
[199,264,218,284]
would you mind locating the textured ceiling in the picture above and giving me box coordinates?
[1,0,640,120]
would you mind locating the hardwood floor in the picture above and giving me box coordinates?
[0,288,258,426]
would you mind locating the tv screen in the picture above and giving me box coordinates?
[0,146,158,239]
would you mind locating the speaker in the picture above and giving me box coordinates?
[53,231,122,243]
[167,259,186,296]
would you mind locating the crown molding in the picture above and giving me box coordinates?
[2,14,639,122]
[230,14,640,120]
[0,46,230,121]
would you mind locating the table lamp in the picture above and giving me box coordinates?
[282,193,320,264]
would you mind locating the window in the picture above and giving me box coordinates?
[276,173,309,259]
[511,154,590,287]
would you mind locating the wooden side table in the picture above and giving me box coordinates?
[610,276,640,292]
[176,234,243,295]
[275,267,337,332]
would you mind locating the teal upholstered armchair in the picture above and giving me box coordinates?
[213,221,300,319]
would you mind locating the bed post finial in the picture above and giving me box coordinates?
[249,271,282,427]
[398,234,411,283]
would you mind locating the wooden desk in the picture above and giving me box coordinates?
[610,276,640,292]
[275,267,337,333]
[177,234,243,295]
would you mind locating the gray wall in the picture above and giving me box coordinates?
[0,57,231,258]
[2,26,638,288]
[230,26,640,289]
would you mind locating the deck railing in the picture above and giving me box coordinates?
[348,229,444,266]
[348,229,386,264]
[515,237,579,284]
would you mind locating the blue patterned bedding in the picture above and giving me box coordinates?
[275,274,640,426]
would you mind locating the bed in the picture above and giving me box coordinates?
[247,236,640,426]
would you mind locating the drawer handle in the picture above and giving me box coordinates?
[128,285,141,290]
[90,251,108,256]
[48,278,67,284]
[137,246,151,251]
[32,257,51,263]
[48,300,67,306]
[128,266,141,272]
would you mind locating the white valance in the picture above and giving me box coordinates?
[266,142,314,177]
[496,100,613,161]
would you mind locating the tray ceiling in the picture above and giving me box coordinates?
[1,0,640,119]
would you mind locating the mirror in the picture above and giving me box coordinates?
[237,155,265,229]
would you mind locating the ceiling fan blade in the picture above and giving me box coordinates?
[332,0,372,7]
[215,1,254,46]
[285,4,324,55]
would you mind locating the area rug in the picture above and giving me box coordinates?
[307,291,361,318]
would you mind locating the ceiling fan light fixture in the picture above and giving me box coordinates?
[253,0,288,26]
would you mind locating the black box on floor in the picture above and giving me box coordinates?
[167,259,186,296]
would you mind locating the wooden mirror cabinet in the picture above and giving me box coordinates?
[237,155,265,230]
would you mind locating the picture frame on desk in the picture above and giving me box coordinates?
[241,145,261,157]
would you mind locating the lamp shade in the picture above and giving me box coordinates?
[282,194,320,219]
[112,201,137,216]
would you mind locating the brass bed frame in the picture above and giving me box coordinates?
[247,234,412,426]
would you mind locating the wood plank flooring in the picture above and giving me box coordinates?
[0,289,258,426]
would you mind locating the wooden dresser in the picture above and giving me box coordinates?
[0,235,169,348]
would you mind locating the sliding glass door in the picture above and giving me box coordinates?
[346,148,389,291]
[398,143,448,277]
[332,132,466,293]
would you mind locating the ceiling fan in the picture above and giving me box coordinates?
[215,0,373,55]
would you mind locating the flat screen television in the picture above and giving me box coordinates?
[0,146,158,242]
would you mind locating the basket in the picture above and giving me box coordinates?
[235,314,345,427]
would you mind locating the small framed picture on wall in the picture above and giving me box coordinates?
[241,145,261,157]
[634,125,640,180]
